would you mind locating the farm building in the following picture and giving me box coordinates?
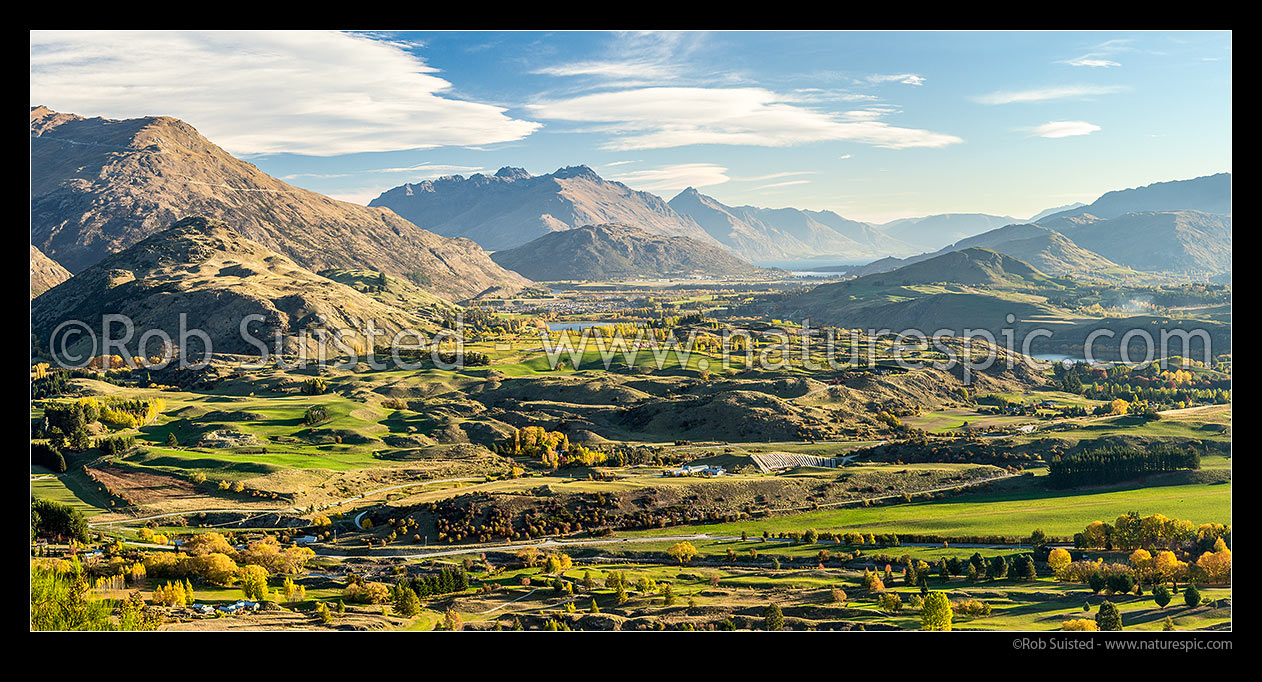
[664,465,726,477]
[217,600,261,615]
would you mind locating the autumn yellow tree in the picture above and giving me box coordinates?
[1153,551,1187,583]
[152,581,187,606]
[191,552,239,586]
[1047,548,1072,578]
[516,547,540,568]
[1082,521,1110,549]
[668,541,698,565]
[1129,549,1155,584]
[1196,541,1231,584]
[184,532,234,556]
[237,565,269,601]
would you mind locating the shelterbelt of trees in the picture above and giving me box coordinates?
[1047,445,1201,488]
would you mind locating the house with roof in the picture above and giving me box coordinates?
[664,464,726,478]
[216,600,261,615]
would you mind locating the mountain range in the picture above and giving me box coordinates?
[30,106,529,302]
[848,174,1231,280]
[666,188,916,261]
[1040,173,1231,221]
[489,223,770,281]
[370,166,718,252]
[369,166,919,263]
[366,158,1229,280]
[848,222,1134,281]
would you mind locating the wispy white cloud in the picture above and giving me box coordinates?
[279,172,354,181]
[751,179,811,191]
[1059,38,1136,68]
[281,163,486,181]
[608,162,730,192]
[530,31,707,88]
[528,87,962,151]
[974,84,1127,105]
[29,30,541,156]
[866,73,926,86]
[364,163,487,177]
[786,89,883,105]
[734,171,817,182]
[1030,121,1101,138]
[534,60,680,82]
[1062,56,1121,68]
[841,107,901,121]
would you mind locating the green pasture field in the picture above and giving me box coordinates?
[901,408,1035,433]
[30,472,111,517]
[118,444,387,476]
[1021,413,1232,444]
[980,390,1102,408]
[620,478,1230,540]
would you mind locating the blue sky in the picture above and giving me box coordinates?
[30,30,1230,222]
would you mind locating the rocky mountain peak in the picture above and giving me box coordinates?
[495,166,531,180]
[551,164,601,181]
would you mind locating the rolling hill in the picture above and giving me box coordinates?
[31,217,437,357]
[773,248,1065,332]
[849,247,1052,288]
[943,224,1128,277]
[30,106,528,302]
[773,244,1230,356]
[488,223,770,281]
